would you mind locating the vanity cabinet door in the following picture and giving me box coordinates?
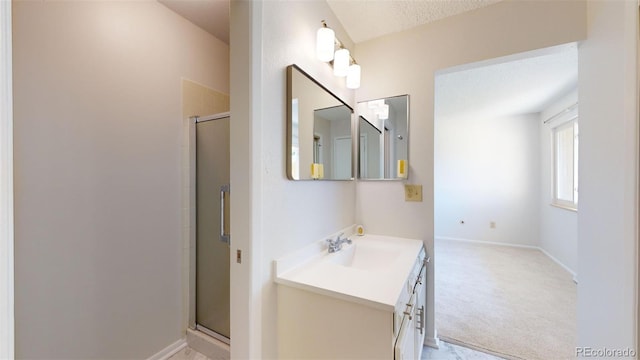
[414,277,427,358]
[394,295,416,360]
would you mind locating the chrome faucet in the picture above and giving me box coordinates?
[326,233,352,253]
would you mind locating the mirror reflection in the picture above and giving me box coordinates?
[287,65,354,180]
[357,95,409,180]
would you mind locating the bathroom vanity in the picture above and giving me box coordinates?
[275,234,427,359]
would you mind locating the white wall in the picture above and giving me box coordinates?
[435,112,541,247]
[577,0,638,351]
[354,0,586,344]
[539,89,578,274]
[12,1,229,358]
[230,1,356,358]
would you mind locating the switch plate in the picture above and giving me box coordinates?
[404,184,423,202]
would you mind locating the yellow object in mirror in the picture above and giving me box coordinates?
[311,163,324,179]
[397,159,408,178]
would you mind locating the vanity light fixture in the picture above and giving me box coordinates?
[346,63,361,89]
[316,20,361,89]
[316,21,335,62]
[333,48,350,77]
[367,99,389,120]
[378,104,389,120]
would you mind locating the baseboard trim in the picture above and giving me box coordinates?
[537,247,577,280]
[424,335,440,349]
[147,338,187,360]
[435,236,539,250]
[435,236,577,279]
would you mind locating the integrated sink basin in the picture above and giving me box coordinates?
[274,233,424,311]
[328,240,402,270]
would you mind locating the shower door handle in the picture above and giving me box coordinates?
[220,184,230,245]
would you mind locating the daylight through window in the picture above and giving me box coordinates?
[553,119,578,210]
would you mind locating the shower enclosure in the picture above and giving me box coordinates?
[193,112,230,343]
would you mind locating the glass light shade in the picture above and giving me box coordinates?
[367,99,385,109]
[346,64,361,89]
[333,48,350,77]
[316,27,335,62]
[378,104,389,120]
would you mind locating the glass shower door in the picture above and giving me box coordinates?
[195,115,230,342]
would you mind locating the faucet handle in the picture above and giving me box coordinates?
[336,232,345,241]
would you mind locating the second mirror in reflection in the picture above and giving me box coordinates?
[357,95,409,180]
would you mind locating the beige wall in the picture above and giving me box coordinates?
[12,1,229,358]
[182,79,230,119]
[354,0,587,344]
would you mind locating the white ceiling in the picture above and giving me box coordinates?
[158,0,229,44]
[327,0,502,43]
[435,44,578,120]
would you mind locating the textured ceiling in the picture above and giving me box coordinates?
[327,0,502,43]
[160,0,502,46]
[435,44,578,120]
[158,0,229,44]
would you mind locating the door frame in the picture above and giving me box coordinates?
[0,1,14,358]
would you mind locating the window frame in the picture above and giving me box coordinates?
[551,116,579,211]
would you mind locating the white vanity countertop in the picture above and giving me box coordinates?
[274,234,424,312]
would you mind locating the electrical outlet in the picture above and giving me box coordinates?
[490,221,496,229]
[404,184,423,202]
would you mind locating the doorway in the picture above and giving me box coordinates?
[433,44,579,359]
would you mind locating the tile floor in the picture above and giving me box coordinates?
[168,346,210,360]
[170,340,505,360]
[422,341,506,360]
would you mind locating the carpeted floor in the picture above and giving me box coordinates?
[435,240,576,360]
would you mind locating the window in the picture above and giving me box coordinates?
[552,119,578,210]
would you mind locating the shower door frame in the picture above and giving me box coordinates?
[185,112,232,345]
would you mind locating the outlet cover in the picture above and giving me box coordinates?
[404,184,423,202]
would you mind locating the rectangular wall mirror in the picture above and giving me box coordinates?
[286,64,354,181]
[357,95,409,180]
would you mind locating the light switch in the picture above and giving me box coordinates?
[404,184,422,202]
